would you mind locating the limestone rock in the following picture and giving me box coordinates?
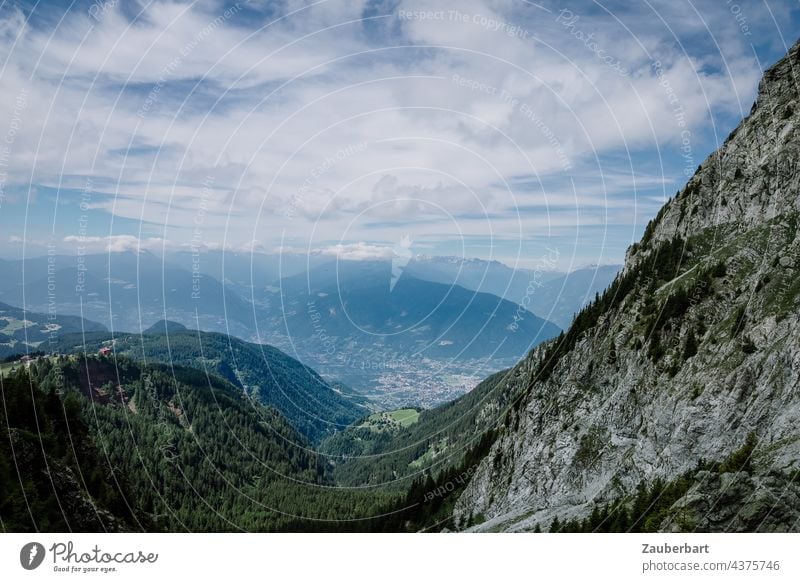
[453,40,800,532]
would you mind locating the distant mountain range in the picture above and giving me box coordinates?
[163,250,620,328]
[165,249,324,296]
[403,255,563,299]
[0,301,106,359]
[0,251,257,336]
[0,249,619,407]
[259,260,562,361]
[0,249,614,341]
[520,264,622,328]
[405,256,620,328]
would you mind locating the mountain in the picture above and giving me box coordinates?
[262,260,561,361]
[51,328,368,443]
[447,41,800,532]
[404,257,620,328]
[166,248,616,329]
[165,249,321,296]
[0,251,256,336]
[0,301,106,360]
[526,264,622,328]
[404,256,563,300]
[0,354,394,532]
[143,319,189,334]
[254,259,561,408]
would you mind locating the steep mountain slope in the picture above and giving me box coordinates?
[0,364,140,532]
[51,327,367,443]
[452,41,800,532]
[1,355,395,532]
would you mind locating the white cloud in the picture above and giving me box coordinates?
[311,242,395,261]
[0,0,792,266]
[62,235,170,253]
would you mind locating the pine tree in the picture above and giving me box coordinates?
[683,330,698,360]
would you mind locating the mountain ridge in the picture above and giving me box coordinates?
[450,39,800,533]
[266,260,562,360]
[50,327,368,443]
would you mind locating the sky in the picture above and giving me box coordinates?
[0,0,798,271]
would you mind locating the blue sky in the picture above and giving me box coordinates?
[0,0,798,271]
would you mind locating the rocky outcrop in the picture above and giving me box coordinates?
[453,40,800,532]
[660,470,800,533]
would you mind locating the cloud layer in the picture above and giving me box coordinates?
[0,0,796,268]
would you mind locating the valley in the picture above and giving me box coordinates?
[282,344,497,409]
[0,250,603,408]
[1,34,799,537]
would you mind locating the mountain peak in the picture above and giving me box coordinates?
[143,320,188,334]
[453,41,800,533]
[756,38,800,103]
[626,38,800,266]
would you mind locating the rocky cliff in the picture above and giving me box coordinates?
[453,40,800,532]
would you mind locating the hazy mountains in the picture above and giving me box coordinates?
[0,251,261,337]
[0,300,106,359]
[262,260,561,360]
[405,257,620,328]
[0,249,611,340]
[0,247,615,407]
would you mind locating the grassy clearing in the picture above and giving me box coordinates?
[0,316,36,336]
[359,408,421,432]
[0,360,25,377]
[387,408,420,427]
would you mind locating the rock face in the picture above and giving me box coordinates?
[453,40,800,532]
[660,470,800,533]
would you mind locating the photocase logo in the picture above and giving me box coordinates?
[20,542,46,570]
[390,235,413,292]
